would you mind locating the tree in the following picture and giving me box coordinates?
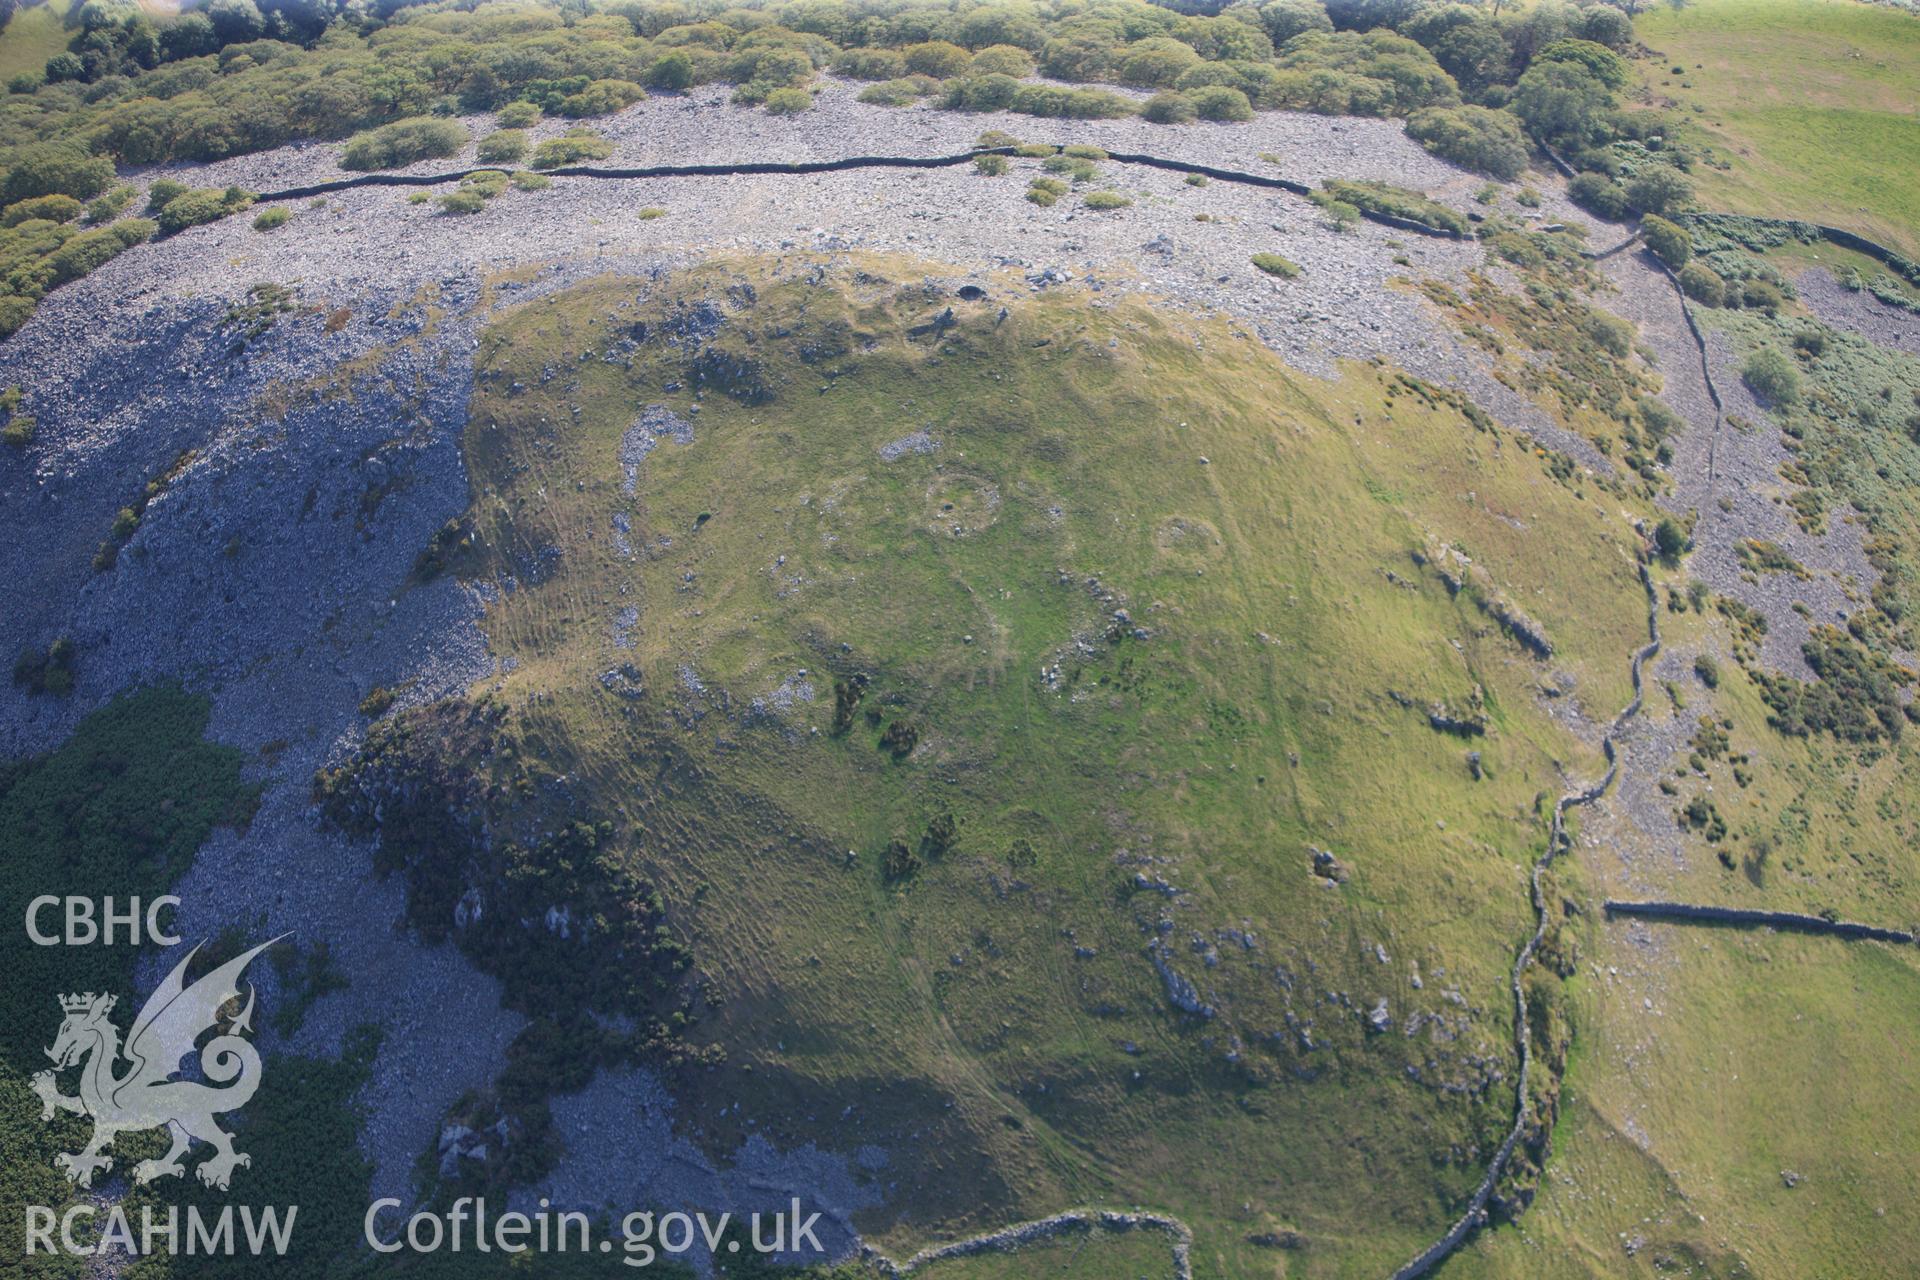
[158,13,219,61]
[205,0,265,45]
[1625,166,1693,216]
[44,52,85,83]
[1535,38,1629,90]
[1433,22,1514,96]
[1511,60,1613,145]
[1260,0,1334,44]
[1653,517,1688,562]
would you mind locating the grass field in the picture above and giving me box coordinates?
[1635,0,1920,257]
[0,1,71,84]
[1456,925,1920,1280]
[402,253,1669,1276]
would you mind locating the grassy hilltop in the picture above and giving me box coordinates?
[310,254,1664,1277]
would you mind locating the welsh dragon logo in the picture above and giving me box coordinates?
[31,937,282,1192]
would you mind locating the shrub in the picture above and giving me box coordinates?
[2,413,33,447]
[3,195,84,227]
[1583,309,1634,358]
[439,189,488,215]
[1741,348,1800,406]
[1567,172,1630,221]
[155,187,250,235]
[2,143,115,204]
[647,51,695,92]
[1639,214,1691,269]
[145,179,190,214]
[975,130,1021,149]
[1739,278,1785,315]
[495,101,542,129]
[637,206,666,219]
[1142,91,1198,124]
[511,171,551,191]
[0,296,34,338]
[1026,177,1067,207]
[1251,252,1301,279]
[1119,37,1201,89]
[973,154,1008,176]
[1043,154,1098,183]
[1404,105,1529,182]
[858,77,936,107]
[1625,167,1693,217]
[764,87,812,115]
[1009,84,1134,119]
[555,79,646,118]
[1694,655,1720,688]
[1320,179,1469,235]
[1676,261,1725,306]
[833,47,906,80]
[971,45,1035,78]
[1791,328,1827,358]
[903,40,971,79]
[1188,85,1254,123]
[252,207,290,231]
[340,118,467,172]
[1083,190,1132,210]
[12,637,75,696]
[477,130,528,164]
[945,74,1020,112]
[85,185,137,224]
[531,131,614,170]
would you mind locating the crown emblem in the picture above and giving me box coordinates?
[59,992,114,1015]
